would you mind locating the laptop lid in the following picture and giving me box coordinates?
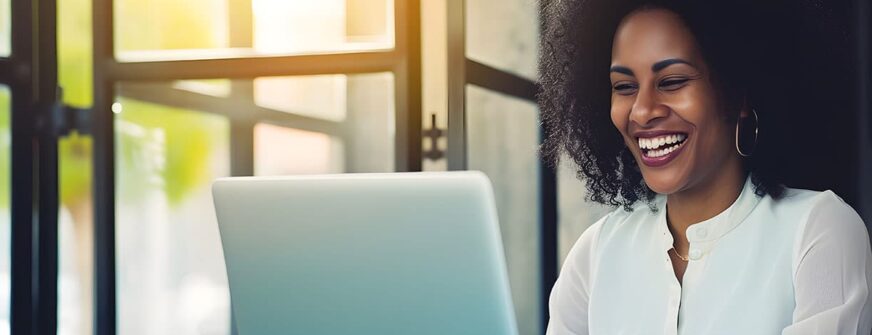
[212,171,518,335]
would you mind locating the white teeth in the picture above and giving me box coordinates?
[637,133,687,150]
[647,144,676,158]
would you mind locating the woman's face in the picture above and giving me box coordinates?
[609,8,737,195]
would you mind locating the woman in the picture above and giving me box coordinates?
[538,0,872,334]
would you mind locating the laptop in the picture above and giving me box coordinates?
[212,171,518,335]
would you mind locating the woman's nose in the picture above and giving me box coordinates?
[629,86,668,126]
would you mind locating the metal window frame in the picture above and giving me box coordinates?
[92,1,421,335]
[117,83,345,137]
[7,0,61,333]
[0,59,10,79]
[447,0,557,333]
[856,0,872,238]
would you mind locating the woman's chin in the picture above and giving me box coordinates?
[641,172,686,195]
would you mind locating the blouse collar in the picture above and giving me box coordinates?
[657,174,763,258]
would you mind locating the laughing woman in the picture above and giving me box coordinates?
[539,0,872,334]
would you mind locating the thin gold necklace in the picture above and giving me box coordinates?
[666,214,690,262]
[670,247,690,262]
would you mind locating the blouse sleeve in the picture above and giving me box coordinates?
[545,214,609,335]
[782,191,872,335]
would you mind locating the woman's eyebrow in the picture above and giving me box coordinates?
[652,58,695,72]
[609,65,634,76]
[610,59,696,76]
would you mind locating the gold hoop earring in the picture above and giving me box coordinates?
[736,109,759,157]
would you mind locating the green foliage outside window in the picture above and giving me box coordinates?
[52,0,227,215]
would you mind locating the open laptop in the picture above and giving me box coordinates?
[212,171,518,335]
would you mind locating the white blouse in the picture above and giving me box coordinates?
[546,176,872,335]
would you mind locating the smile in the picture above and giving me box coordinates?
[637,133,688,167]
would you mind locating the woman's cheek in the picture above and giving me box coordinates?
[610,97,630,131]
[610,108,624,133]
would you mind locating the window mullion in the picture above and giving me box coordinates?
[106,52,400,81]
[446,0,466,171]
[0,59,9,81]
[10,0,61,332]
[92,0,116,332]
[392,0,422,172]
[465,59,536,102]
[230,121,254,177]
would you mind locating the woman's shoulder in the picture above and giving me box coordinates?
[770,186,862,225]
[768,187,868,266]
[790,188,865,233]
[775,187,871,282]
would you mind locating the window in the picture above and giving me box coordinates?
[90,1,421,334]
[446,1,548,334]
[3,1,555,335]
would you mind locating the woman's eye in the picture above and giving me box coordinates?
[659,78,689,91]
[612,83,637,95]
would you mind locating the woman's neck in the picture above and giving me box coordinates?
[666,162,747,241]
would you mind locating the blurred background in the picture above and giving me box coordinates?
[0,0,869,335]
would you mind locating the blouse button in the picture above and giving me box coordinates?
[689,249,702,260]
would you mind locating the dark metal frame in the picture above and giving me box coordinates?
[7,0,61,333]
[446,0,557,333]
[446,0,467,172]
[92,1,421,334]
[0,59,10,80]
[856,0,872,238]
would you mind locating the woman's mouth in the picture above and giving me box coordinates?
[637,133,688,167]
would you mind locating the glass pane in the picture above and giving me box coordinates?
[58,0,96,332]
[253,72,395,174]
[114,0,394,61]
[466,0,538,81]
[58,0,93,108]
[254,75,348,122]
[114,96,232,335]
[466,84,541,335]
[0,0,9,57]
[254,124,344,175]
[556,158,614,267]
[0,86,9,335]
[58,133,94,335]
[172,80,231,98]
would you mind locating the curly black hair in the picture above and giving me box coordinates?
[539,0,853,210]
